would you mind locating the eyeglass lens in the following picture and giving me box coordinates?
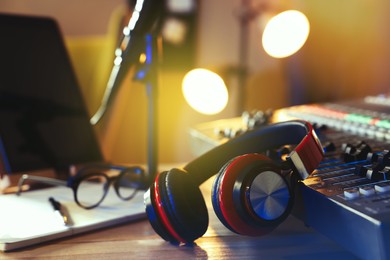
[76,174,109,208]
[75,169,140,208]
[115,169,140,200]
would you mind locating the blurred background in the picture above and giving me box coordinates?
[1,0,390,166]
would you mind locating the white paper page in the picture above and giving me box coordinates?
[0,185,146,251]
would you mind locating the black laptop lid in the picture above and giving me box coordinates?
[0,14,103,173]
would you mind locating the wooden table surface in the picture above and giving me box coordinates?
[1,178,359,259]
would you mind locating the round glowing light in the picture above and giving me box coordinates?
[162,18,188,45]
[167,0,196,13]
[182,69,228,115]
[262,10,310,58]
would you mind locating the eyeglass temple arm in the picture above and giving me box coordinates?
[16,174,68,195]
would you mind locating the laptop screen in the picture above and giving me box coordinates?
[0,14,103,173]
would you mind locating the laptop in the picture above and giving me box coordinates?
[0,13,102,174]
[0,13,146,251]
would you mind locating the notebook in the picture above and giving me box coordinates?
[0,186,146,251]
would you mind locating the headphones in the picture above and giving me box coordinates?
[144,120,323,244]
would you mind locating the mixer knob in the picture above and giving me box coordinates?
[365,165,390,181]
[341,143,351,152]
[354,165,369,176]
[366,152,378,163]
[366,168,383,181]
[343,144,357,162]
[342,141,372,162]
[323,141,336,153]
[376,150,390,166]
[355,143,372,160]
[378,166,390,180]
[241,109,273,129]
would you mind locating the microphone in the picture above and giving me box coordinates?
[90,0,164,125]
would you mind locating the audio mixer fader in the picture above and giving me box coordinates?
[190,95,390,259]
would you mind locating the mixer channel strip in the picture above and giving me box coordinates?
[285,103,390,140]
[284,100,390,260]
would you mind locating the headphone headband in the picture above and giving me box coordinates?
[184,120,323,185]
[289,124,323,179]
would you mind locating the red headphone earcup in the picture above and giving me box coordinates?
[145,169,208,243]
[145,178,178,242]
[211,157,238,233]
[212,153,292,236]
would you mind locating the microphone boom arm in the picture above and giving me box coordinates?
[90,0,163,125]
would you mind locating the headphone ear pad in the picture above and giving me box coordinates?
[212,153,293,236]
[145,168,208,243]
[211,157,238,232]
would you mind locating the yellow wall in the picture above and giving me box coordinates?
[292,0,390,103]
[3,0,390,167]
[65,35,238,165]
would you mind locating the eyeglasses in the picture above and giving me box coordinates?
[16,164,145,209]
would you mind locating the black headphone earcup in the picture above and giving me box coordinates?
[212,153,293,236]
[145,168,208,244]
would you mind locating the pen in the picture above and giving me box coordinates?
[49,197,72,226]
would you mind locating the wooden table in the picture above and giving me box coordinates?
[1,178,359,259]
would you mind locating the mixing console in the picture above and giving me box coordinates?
[189,95,390,259]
